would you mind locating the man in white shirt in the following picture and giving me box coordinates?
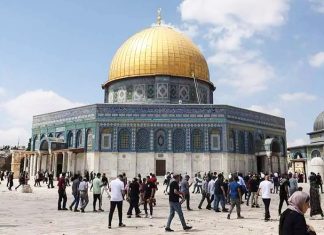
[207,176,216,209]
[108,174,126,229]
[78,178,89,213]
[257,175,273,221]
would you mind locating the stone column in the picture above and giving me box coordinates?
[73,153,77,175]
[53,153,57,178]
[62,152,66,172]
[30,155,34,177]
[67,152,72,173]
[23,156,27,172]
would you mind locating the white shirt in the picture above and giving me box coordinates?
[208,179,215,195]
[258,180,273,199]
[110,178,125,201]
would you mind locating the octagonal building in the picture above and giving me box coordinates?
[15,21,287,178]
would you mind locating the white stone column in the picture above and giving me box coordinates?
[62,152,66,172]
[53,153,57,178]
[30,155,34,177]
[67,152,72,173]
[23,156,27,172]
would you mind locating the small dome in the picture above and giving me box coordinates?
[310,157,324,166]
[107,25,210,84]
[314,111,324,131]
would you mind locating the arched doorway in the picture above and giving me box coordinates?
[56,153,63,178]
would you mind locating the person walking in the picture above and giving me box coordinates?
[180,175,193,211]
[198,176,211,209]
[143,175,156,218]
[79,178,89,213]
[69,174,81,212]
[101,173,109,198]
[257,175,273,221]
[309,172,324,219]
[126,177,141,218]
[227,176,244,219]
[93,173,104,212]
[279,174,289,215]
[165,174,192,232]
[213,174,228,212]
[247,174,259,208]
[15,172,26,190]
[108,174,126,229]
[279,191,316,235]
[289,173,298,196]
[48,171,54,188]
[8,172,14,191]
[57,172,68,210]
[207,176,216,209]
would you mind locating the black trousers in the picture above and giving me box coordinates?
[278,195,288,214]
[108,201,123,227]
[144,200,153,215]
[127,197,140,215]
[58,189,67,209]
[263,198,271,219]
[48,180,54,188]
[93,194,102,210]
[198,192,211,208]
[185,193,191,209]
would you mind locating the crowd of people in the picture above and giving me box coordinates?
[1,169,323,234]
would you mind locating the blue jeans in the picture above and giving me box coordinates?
[214,194,225,210]
[166,201,187,228]
[70,194,80,210]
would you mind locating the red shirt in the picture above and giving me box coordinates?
[57,177,65,190]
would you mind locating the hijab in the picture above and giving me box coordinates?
[287,191,309,214]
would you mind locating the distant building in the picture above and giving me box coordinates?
[288,111,324,178]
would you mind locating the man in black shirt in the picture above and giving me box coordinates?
[213,174,228,212]
[126,177,141,218]
[144,175,156,218]
[165,174,192,232]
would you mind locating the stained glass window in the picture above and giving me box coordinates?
[173,129,185,152]
[192,129,203,152]
[76,130,83,148]
[118,128,131,151]
[136,128,150,151]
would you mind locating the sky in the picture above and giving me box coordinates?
[0,0,324,147]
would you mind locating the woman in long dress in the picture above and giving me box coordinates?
[309,172,324,218]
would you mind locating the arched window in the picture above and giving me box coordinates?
[229,130,236,152]
[155,129,167,152]
[192,129,203,152]
[136,128,150,151]
[101,128,112,150]
[271,139,281,153]
[57,132,64,141]
[238,131,245,153]
[48,133,53,137]
[255,134,264,152]
[311,149,321,158]
[247,132,254,154]
[76,130,83,148]
[86,129,93,151]
[280,137,286,156]
[118,128,131,151]
[173,129,186,152]
[210,128,221,151]
[33,135,38,151]
[293,152,303,159]
[40,134,45,140]
[67,131,74,148]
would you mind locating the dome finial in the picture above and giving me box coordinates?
[157,8,162,25]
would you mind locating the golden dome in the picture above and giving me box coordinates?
[108,25,210,83]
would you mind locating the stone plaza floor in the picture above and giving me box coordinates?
[1,179,324,235]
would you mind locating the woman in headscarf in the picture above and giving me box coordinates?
[309,172,324,219]
[279,191,316,235]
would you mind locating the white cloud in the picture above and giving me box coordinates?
[0,90,84,146]
[178,0,289,96]
[309,0,324,13]
[288,138,308,148]
[216,58,275,94]
[248,104,282,117]
[179,0,290,51]
[309,52,324,67]
[280,92,317,102]
[0,87,6,96]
